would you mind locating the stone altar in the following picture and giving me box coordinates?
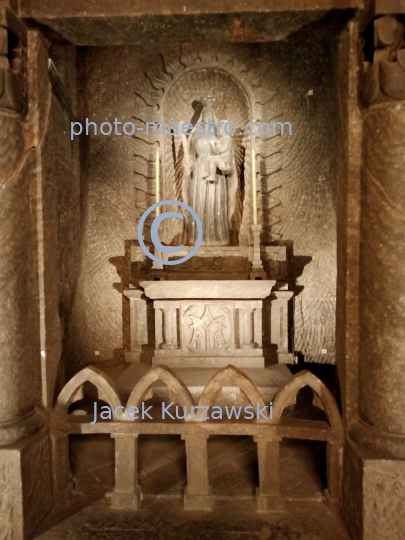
[141,280,276,369]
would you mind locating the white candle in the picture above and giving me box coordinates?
[251,143,257,225]
[155,148,160,216]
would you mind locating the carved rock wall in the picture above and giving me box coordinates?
[0,29,81,538]
[67,39,339,370]
[40,44,82,404]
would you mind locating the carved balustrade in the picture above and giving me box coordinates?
[51,365,343,513]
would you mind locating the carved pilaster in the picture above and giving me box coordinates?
[154,301,178,355]
[239,307,258,349]
[161,306,177,349]
[123,289,148,361]
[270,284,293,364]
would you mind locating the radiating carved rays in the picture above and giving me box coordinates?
[133,45,284,245]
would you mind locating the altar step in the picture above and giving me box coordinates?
[114,362,292,403]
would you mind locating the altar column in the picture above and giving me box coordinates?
[160,304,178,350]
[354,18,405,457]
[0,21,51,539]
[270,284,293,364]
[353,95,405,455]
[240,307,257,349]
[0,25,44,446]
[344,14,405,540]
[123,289,148,361]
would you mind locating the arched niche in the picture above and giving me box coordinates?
[52,366,121,423]
[162,68,251,246]
[272,370,342,432]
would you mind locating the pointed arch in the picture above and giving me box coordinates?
[272,370,342,432]
[52,366,121,423]
[198,365,266,410]
[126,365,194,418]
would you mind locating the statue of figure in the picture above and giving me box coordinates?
[182,96,238,246]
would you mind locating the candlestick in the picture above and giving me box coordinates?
[251,143,257,225]
[155,148,160,216]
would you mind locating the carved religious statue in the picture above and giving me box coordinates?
[181,95,238,246]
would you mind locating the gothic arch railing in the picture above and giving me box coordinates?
[125,365,194,419]
[272,370,343,433]
[198,364,267,412]
[50,364,343,513]
[51,365,121,423]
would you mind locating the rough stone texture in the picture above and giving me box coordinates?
[67,40,340,371]
[36,498,351,540]
[0,25,45,445]
[37,44,82,408]
[342,11,405,540]
[362,458,405,540]
[0,455,14,538]
[334,20,362,427]
[18,0,360,46]
[0,15,82,540]
[20,429,54,538]
[358,102,405,453]
[0,429,53,540]
[344,440,405,540]
[0,150,44,441]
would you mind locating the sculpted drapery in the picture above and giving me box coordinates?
[182,96,238,247]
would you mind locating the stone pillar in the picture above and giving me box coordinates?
[270,284,293,363]
[160,305,177,350]
[123,289,148,361]
[344,15,405,540]
[0,24,44,446]
[0,21,52,538]
[183,433,212,511]
[255,436,283,511]
[110,435,141,509]
[240,307,257,349]
[354,17,405,458]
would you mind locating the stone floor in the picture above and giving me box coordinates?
[36,498,350,540]
[35,434,351,540]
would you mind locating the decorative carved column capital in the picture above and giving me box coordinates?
[361,16,405,106]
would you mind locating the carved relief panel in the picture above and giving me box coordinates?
[181,303,235,355]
